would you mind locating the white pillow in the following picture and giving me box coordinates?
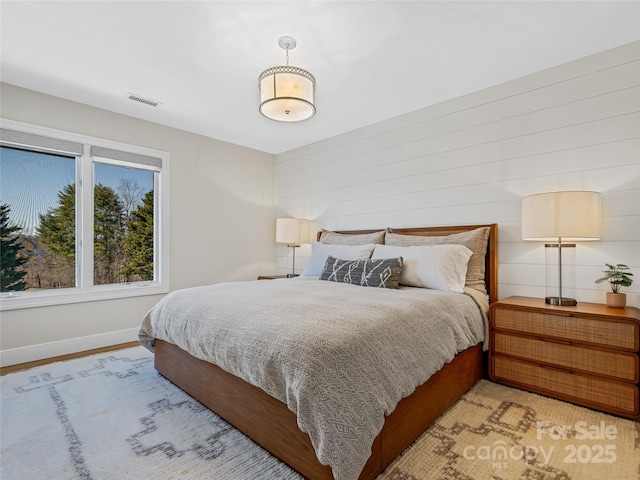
[372,244,472,293]
[301,242,376,277]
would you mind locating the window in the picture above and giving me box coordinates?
[0,120,169,310]
[1,147,77,290]
[93,161,155,286]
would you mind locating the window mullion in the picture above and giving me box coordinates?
[153,172,160,283]
[79,147,94,290]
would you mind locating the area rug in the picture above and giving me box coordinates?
[1,346,638,479]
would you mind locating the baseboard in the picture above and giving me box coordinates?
[0,328,139,367]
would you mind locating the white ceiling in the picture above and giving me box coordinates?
[2,1,639,155]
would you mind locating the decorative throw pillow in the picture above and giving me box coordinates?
[319,229,385,245]
[319,255,403,289]
[385,227,490,295]
[372,244,472,293]
[300,242,376,277]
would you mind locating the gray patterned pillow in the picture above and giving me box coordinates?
[319,229,385,245]
[319,255,403,289]
[385,227,490,295]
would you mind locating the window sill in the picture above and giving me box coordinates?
[0,283,168,311]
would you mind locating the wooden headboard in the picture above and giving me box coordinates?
[317,224,498,303]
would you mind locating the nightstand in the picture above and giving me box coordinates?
[489,296,640,420]
[257,275,292,280]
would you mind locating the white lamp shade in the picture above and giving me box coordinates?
[276,218,316,244]
[259,66,316,122]
[522,191,601,241]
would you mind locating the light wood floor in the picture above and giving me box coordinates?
[0,341,140,376]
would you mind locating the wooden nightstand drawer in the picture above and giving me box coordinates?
[492,355,639,416]
[493,308,638,351]
[489,297,640,420]
[493,331,639,382]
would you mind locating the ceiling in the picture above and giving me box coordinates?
[2,1,639,155]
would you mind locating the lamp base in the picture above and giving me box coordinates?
[286,273,299,278]
[545,296,577,306]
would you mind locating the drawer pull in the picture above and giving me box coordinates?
[542,310,572,317]
[539,363,570,373]
[543,338,572,346]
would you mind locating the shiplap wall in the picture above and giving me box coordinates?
[274,41,640,308]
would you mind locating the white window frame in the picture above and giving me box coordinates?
[0,118,170,310]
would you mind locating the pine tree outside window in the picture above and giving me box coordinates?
[0,120,169,310]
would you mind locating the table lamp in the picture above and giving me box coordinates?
[276,218,316,277]
[522,191,601,306]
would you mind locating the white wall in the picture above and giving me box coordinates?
[3,40,639,365]
[275,42,640,308]
[0,83,276,364]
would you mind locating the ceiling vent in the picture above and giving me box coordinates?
[127,93,161,107]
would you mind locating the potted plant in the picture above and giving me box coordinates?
[595,263,634,308]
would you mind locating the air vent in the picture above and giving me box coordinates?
[127,93,161,107]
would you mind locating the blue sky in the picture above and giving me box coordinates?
[1,147,153,236]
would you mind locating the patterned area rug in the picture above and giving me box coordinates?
[1,346,638,479]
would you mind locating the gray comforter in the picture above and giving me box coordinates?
[138,278,486,480]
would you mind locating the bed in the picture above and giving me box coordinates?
[139,224,498,480]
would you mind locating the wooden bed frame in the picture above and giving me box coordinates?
[154,224,498,480]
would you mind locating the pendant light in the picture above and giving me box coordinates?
[259,36,316,122]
